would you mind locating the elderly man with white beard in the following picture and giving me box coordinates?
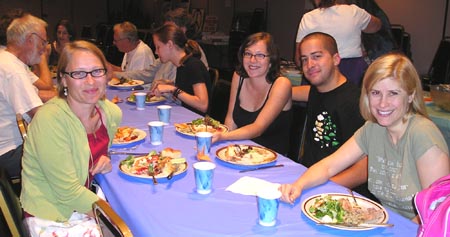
[0,14,46,178]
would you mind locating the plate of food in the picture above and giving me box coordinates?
[111,126,146,148]
[127,92,166,104]
[174,117,228,137]
[119,148,188,180]
[108,77,144,89]
[302,193,389,230]
[215,144,277,166]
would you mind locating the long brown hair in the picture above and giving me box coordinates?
[153,23,201,65]
[235,32,280,83]
[310,0,336,8]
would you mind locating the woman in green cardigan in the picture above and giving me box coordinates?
[21,40,122,236]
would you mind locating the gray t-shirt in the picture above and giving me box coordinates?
[355,114,449,219]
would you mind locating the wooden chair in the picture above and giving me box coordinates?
[208,67,220,93]
[92,199,133,237]
[0,167,27,237]
[16,114,27,141]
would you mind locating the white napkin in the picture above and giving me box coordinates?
[225,176,280,196]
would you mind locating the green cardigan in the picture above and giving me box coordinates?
[21,97,122,222]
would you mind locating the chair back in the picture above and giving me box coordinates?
[207,79,231,123]
[93,199,133,237]
[208,67,219,91]
[16,114,27,141]
[0,167,27,237]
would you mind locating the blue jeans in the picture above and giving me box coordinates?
[0,144,23,178]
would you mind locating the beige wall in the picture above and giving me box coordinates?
[377,0,447,74]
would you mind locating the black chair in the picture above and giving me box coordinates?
[0,167,27,237]
[208,79,231,123]
[287,103,308,162]
[423,37,450,87]
[93,199,133,237]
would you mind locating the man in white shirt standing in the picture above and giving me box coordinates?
[109,21,155,77]
[0,14,46,177]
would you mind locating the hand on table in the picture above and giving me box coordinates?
[212,132,222,144]
[279,183,302,204]
[152,83,176,97]
[90,155,112,175]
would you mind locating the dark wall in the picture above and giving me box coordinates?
[1,0,446,74]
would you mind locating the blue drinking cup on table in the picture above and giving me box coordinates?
[195,132,212,155]
[148,121,164,145]
[135,92,147,110]
[256,187,282,227]
[193,162,216,194]
[157,105,172,124]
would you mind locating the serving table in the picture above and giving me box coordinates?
[96,89,418,237]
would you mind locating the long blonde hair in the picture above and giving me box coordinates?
[359,52,428,122]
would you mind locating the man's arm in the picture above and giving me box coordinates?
[32,54,53,90]
[363,15,382,33]
[292,85,310,102]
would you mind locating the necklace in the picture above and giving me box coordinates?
[87,107,100,140]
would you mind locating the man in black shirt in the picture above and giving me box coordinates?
[292,32,376,201]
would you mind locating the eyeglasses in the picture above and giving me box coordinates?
[63,69,107,79]
[31,32,48,47]
[243,52,270,61]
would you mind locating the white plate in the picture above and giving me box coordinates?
[174,122,228,137]
[119,155,188,180]
[108,79,144,89]
[215,144,277,166]
[126,96,166,105]
[302,193,389,231]
[111,128,146,148]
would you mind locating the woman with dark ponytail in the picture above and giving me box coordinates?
[151,23,210,115]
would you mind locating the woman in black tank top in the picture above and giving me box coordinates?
[212,32,293,155]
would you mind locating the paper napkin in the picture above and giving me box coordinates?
[225,176,280,196]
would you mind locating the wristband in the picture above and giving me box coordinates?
[173,87,183,98]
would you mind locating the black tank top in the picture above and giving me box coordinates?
[232,77,292,155]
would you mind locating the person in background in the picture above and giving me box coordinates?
[212,32,292,155]
[21,40,121,236]
[280,52,450,222]
[164,7,208,68]
[115,8,209,85]
[293,32,375,200]
[0,9,55,102]
[0,14,46,178]
[151,23,210,115]
[46,19,76,67]
[294,0,381,85]
[109,21,155,77]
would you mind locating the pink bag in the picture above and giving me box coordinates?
[414,174,450,237]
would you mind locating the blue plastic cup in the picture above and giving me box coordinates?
[135,92,147,110]
[256,188,282,227]
[193,162,216,194]
[195,132,212,155]
[147,121,164,145]
[157,105,172,124]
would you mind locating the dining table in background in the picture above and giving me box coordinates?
[426,103,450,148]
[95,88,419,237]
